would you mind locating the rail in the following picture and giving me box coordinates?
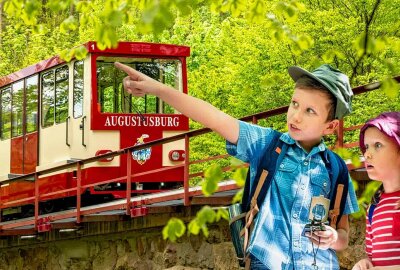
[0,75,398,235]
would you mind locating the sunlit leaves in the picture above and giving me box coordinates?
[322,49,345,63]
[4,0,40,25]
[188,206,228,237]
[352,180,381,219]
[59,45,88,62]
[275,1,305,22]
[202,164,223,196]
[60,16,78,33]
[232,188,243,203]
[220,0,246,17]
[74,45,89,60]
[247,0,266,23]
[381,77,400,99]
[353,32,388,57]
[232,167,247,187]
[162,217,186,242]
[46,0,73,12]
[335,147,361,168]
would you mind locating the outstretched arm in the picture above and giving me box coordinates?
[115,62,239,144]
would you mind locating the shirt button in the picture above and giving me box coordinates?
[293,213,298,219]
[280,164,284,168]
[294,241,299,247]
[323,182,328,187]
[301,184,306,190]
[304,161,308,165]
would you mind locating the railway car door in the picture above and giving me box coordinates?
[10,76,39,175]
[38,65,70,169]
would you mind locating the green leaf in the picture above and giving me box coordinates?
[202,164,223,196]
[188,206,217,237]
[60,16,78,33]
[74,46,88,60]
[381,77,400,99]
[162,218,186,242]
[232,167,247,187]
[216,208,229,221]
[232,188,243,203]
[105,10,124,27]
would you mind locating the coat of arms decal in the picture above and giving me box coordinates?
[132,134,152,165]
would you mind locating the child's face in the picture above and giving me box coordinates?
[287,88,338,152]
[363,127,400,183]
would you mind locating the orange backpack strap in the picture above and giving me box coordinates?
[328,183,344,229]
[240,170,268,262]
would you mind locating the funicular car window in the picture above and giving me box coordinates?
[26,75,38,133]
[11,81,24,138]
[55,66,69,124]
[41,71,55,127]
[97,57,182,114]
[73,61,84,118]
[0,87,12,140]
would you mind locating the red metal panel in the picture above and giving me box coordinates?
[10,137,23,174]
[0,56,63,88]
[24,132,38,174]
[85,42,190,57]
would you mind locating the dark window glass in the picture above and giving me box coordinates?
[73,61,84,118]
[41,71,55,127]
[1,88,12,140]
[11,81,24,137]
[26,75,38,133]
[55,66,69,123]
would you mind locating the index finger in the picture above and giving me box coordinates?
[114,62,141,79]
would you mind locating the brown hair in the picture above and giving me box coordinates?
[295,76,337,121]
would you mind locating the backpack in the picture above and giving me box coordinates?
[228,130,349,268]
[367,186,384,225]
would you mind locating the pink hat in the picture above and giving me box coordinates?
[359,112,400,153]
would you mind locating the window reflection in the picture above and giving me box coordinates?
[97,58,182,114]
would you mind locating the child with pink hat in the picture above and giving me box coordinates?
[353,112,400,270]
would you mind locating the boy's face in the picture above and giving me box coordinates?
[287,88,338,152]
[363,127,400,184]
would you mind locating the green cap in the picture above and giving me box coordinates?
[288,64,353,119]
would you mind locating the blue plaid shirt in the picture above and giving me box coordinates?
[226,121,359,270]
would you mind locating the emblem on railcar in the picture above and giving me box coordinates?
[132,134,152,165]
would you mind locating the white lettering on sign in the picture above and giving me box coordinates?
[104,116,180,127]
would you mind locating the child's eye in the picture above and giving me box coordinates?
[291,101,298,107]
[375,142,382,149]
[306,108,316,114]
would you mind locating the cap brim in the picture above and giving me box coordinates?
[288,66,337,99]
[288,66,318,83]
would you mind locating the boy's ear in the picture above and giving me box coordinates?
[323,119,339,135]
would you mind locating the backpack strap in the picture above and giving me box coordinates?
[368,186,383,225]
[368,204,377,225]
[241,130,287,212]
[324,150,349,229]
[239,130,287,262]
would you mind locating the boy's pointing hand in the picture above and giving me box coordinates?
[114,62,162,96]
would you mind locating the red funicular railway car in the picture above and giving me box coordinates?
[0,41,190,218]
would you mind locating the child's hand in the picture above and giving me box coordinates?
[306,225,338,250]
[351,258,373,270]
[114,62,162,96]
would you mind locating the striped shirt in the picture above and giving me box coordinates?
[366,190,400,266]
